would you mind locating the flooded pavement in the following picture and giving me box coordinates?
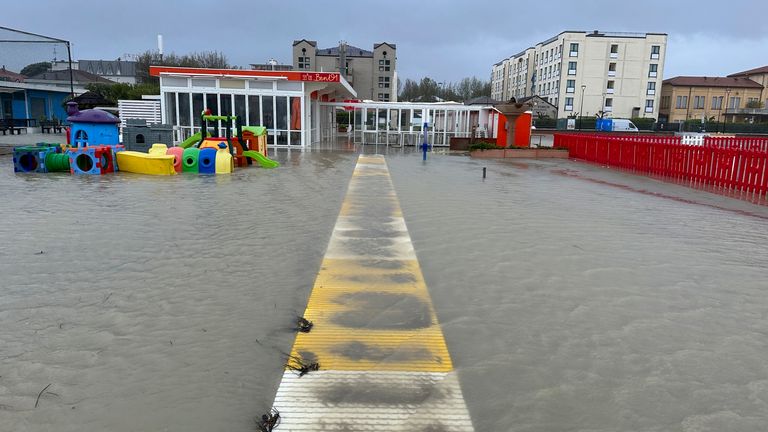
[1,147,768,431]
[0,150,358,431]
[385,153,768,432]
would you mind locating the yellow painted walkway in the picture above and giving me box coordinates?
[273,155,474,431]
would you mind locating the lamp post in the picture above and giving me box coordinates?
[579,85,586,130]
[723,87,731,133]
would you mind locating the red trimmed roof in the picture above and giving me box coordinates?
[728,65,768,77]
[149,66,340,83]
[662,76,763,88]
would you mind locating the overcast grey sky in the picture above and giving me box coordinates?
[4,0,768,82]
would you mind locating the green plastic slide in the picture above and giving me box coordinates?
[243,150,279,169]
[179,132,202,149]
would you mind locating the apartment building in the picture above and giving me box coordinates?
[490,30,667,119]
[292,40,397,102]
[659,76,764,123]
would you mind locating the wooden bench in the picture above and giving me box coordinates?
[0,119,23,135]
[40,120,63,134]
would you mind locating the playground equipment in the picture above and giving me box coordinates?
[179,110,279,170]
[12,104,279,176]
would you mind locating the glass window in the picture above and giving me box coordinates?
[162,77,188,87]
[289,97,301,131]
[649,64,658,76]
[192,93,203,127]
[234,94,246,127]
[569,43,579,54]
[220,94,232,116]
[676,95,688,109]
[610,44,619,54]
[605,98,613,107]
[262,96,274,129]
[607,81,615,89]
[178,92,190,127]
[275,96,288,130]
[248,95,261,126]
[165,92,176,125]
[191,78,216,88]
[277,81,302,91]
[250,80,273,90]
[711,96,723,110]
[205,93,218,115]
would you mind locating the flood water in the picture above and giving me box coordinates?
[2,148,768,431]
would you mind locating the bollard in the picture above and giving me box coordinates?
[483,167,486,179]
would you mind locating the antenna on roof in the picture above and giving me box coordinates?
[157,34,163,61]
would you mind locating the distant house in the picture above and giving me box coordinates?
[659,75,764,123]
[0,66,26,83]
[27,69,114,86]
[0,68,95,123]
[516,96,557,119]
[51,59,138,84]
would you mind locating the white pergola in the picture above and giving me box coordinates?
[317,101,494,147]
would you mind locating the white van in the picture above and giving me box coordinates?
[612,119,639,132]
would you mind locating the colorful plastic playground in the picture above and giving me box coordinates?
[12,103,278,176]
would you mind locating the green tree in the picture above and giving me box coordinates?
[135,50,230,84]
[20,61,52,77]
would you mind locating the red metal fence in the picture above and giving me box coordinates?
[554,134,768,203]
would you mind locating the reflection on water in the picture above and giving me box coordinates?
[387,154,768,432]
[0,150,357,432]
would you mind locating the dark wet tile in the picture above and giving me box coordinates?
[332,292,432,329]
[318,378,448,405]
[331,340,433,362]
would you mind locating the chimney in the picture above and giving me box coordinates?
[338,41,347,79]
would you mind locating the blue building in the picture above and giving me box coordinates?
[0,80,86,125]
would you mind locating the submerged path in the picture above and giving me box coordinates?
[272,155,474,431]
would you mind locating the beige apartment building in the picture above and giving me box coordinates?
[491,30,667,120]
[659,75,765,123]
[292,40,397,102]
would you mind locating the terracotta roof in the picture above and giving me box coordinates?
[728,65,768,77]
[662,76,763,89]
[0,67,25,82]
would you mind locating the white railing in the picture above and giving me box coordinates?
[118,99,162,127]
[606,88,615,94]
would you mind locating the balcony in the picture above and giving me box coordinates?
[608,71,616,77]
[651,53,660,60]
[564,105,574,111]
[645,106,654,113]
[568,69,576,76]
[604,106,613,112]
[566,87,575,93]
[606,88,615,94]
[647,89,656,95]
[610,52,618,59]
[569,51,578,57]
[649,71,658,78]
[725,107,768,115]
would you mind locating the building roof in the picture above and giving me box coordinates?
[465,96,499,105]
[317,44,373,58]
[728,65,768,77]
[373,42,396,50]
[79,59,137,77]
[517,95,557,108]
[250,63,294,71]
[292,39,317,47]
[662,76,763,89]
[0,66,25,82]
[29,69,114,84]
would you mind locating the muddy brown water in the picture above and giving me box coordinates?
[2,148,768,431]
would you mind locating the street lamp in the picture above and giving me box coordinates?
[723,87,731,133]
[579,85,586,130]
